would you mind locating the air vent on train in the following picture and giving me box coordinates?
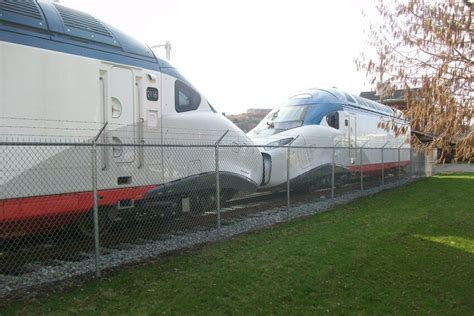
[50,3,120,48]
[0,0,42,20]
[53,3,112,38]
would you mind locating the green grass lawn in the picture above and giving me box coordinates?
[3,174,474,315]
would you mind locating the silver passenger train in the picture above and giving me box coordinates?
[248,88,411,190]
[0,1,262,237]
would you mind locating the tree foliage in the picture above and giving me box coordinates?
[357,0,473,161]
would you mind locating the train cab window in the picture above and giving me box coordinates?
[175,80,201,112]
[326,112,339,129]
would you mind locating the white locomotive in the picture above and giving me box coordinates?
[0,1,262,236]
[248,88,411,189]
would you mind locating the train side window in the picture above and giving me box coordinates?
[326,112,339,129]
[175,80,201,112]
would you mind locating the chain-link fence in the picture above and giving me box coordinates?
[0,139,434,299]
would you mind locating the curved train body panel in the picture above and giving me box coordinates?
[0,1,262,237]
[248,88,411,189]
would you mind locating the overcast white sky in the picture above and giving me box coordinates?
[61,0,378,114]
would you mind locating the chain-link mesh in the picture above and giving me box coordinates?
[0,141,433,299]
[1,144,94,278]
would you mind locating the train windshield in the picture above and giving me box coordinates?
[252,105,307,136]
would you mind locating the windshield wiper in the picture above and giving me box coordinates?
[266,121,274,128]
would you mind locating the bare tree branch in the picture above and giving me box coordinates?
[356,0,474,161]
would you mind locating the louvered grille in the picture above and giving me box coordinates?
[54,3,112,37]
[0,0,43,20]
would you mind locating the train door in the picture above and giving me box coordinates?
[136,73,163,174]
[345,113,357,165]
[107,67,135,164]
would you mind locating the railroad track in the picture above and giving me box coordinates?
[0,174,404,276]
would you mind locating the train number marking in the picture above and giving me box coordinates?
[146,87,159,101]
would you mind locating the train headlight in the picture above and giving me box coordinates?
[264,137,294,150]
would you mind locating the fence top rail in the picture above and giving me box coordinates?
[0,141,411,150]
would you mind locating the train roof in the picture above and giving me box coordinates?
[286,88,396,117]
[0,0,182,77]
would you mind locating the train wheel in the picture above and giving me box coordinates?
[76,206,118,238]
[221,189,237,202]
[323,174,333,188]
[190,192,215,215]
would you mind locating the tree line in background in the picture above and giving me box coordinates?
[226,109,271,132]
[357,0,473,161]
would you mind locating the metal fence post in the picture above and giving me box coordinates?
[215,130,229,240]
[91,143,101,278]
[381,147,385,186]
[359,141,368,192]
[286,145,291,221]
[331,141,340,199]
[91,122,107,278]
[285,136,298,221]
[360,147,363,191]
[398,144,403,182]
[381,142,388,187]
[215,144,220,239]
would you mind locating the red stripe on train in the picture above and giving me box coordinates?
[0,185,156,222]
[348,160,411,173]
